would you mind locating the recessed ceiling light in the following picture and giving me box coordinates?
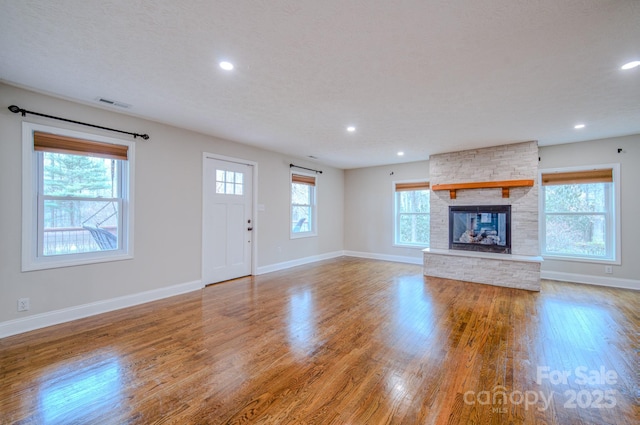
[347,126,356,132]
[219,61,234,71]
[621,61,640,70]
[574,124,586,129]
[397,151,405,156]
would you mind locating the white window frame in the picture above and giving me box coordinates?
[393,180,430,248]
[22,122,135,271]
[290,171,317,239]
[538,163,620,265]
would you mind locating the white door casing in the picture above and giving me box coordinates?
[203,155,255,284]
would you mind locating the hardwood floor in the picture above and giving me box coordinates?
[0,257,638,424]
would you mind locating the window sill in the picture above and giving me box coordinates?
[393,243,429,249]
[541,254,620,266]
[290,232,317,240]
[22,252,133,272]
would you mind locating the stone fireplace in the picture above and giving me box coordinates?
[423,141,542,291]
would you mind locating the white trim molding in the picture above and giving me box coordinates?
[538,163,621,265]
[344,250,423,265]
[0,280,203,338]
[202,152,259,278]
[21,121,136,271]
[256,251,344,275]
[541,271,639,291]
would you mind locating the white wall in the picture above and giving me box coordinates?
[0,83,344,326]
[344,160,429,262]
[539,135,639,286]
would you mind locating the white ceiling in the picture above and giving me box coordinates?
[1,0,639,169]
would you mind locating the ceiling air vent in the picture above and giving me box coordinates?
[96,97,131,109]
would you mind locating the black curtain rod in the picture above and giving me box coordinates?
[290,163,323,174]
[7,105,150,140]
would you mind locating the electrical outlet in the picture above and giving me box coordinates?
[604,266,613,274]
[17,298,30,312]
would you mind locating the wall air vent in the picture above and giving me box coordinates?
[96,97,131,109]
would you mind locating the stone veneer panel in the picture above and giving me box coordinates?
[423,252,541,291]
[425,141,541,290]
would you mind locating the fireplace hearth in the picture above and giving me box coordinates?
[449,205,511,254]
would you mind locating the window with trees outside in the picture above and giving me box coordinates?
[540,166,619,263]
[395,181,430,247]
[290,172,316,238]
[22,122,134,271]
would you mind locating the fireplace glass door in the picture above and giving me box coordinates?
[449,205,511,254]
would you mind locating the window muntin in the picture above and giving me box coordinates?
[215,169,244,195]
[394,182,430,247]
[290,173,316,237]
[22,122,134,271]
[542,183,612,259]
[40,152,122,255]
[540,166,618,263]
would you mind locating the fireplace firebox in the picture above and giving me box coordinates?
[449,205,511,254]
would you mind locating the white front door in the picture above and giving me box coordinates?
[203,156,253,284]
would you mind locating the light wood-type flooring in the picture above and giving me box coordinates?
[1,257,638,424]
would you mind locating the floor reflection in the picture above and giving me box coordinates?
[288,289,317,356]
[385,372,409,401]
[39,354,123,424]
[393,277,437,353]
[538,299,614,351]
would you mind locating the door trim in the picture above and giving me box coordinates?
[202,152,258,280]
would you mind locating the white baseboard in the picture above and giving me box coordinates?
[541,271,639,291]
[256,251,344,275]
[256,250,423,276]
[343,250,423,265]
[0,280,203,339]
[12,264,633,339]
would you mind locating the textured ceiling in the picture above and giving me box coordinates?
[1,0,639,169]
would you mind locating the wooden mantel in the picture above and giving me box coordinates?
[431,179,534,199]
